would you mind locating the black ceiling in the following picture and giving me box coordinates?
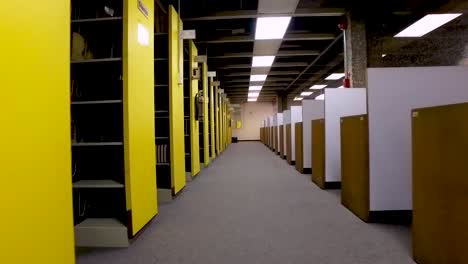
[158,0,467,104]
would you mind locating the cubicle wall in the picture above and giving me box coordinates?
[276,113,283,155]
[312,119,325,187]
[290,106,302,162]
[294,122,304,173]
[302,100,324,173]
[283,110,291,161]
[272,115,278,152]
[412,103,468,264]
[324,89,366,185]
[367,67,468,212]
[341,115,369,221]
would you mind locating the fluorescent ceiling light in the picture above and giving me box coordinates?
[310,84,327,90]
[301,91,313,96]
[294,97,303,101]
[325,73,345,80]
[395,14,462,37]
[255,17,292,40]
[315,94,325,100]
[249,86,262,91]
[252,56,275,67]
[248,92,260,97]
[248,98,257,102]
[250,75,268,82]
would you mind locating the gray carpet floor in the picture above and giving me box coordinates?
[77,142,414,264]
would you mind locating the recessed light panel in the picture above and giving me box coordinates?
[301,92,313,96]
[252,56,275,67]
[255,17,292,40]
[395,14,462,37]
[325,73,345,80]
[248,92,260,97]
[310,84,327,90]
[250,75,268,82]
[249,86,262,91]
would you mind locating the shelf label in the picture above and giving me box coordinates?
[208,71,217,77]
[181,30,196,40]
[138,0,149,18]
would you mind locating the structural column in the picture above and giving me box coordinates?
[344,11,368,88]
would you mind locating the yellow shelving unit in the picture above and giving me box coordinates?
[209,77,216,160]
[185,41,200,177]
[70,0,157,247]
[1,0,75,262]
[202,61,210,167]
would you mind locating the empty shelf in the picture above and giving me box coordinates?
[73,180,124,189]
[71,17,123,23]
[72,100,122,105]
[154,58,168,61]
[157,163,170,166]
[74,218,128,247]
[156,137,169,139]
[155,84,169,87]
[72,142,123,147]
[71,58,122,64]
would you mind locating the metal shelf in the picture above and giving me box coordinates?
[72,100,122,105]
[73,180,124,189]
[157,163,170,166]
[72,142,123,147]
[71,17,123,23]
[155,84,169,87]
[71,58,122,64]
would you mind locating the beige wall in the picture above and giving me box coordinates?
[233,102,276,140]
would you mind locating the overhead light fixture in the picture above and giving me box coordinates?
[255,17,292,40]
[325,73,345,80]
[315,94,325,100]
[395,13,462,37]
[250,75,268,82]
[252,56,275,67]
[294,97,303,101]
[337,85,344,89]
[301,91,313,96]
[310,84,327,90]
[249,86,262,91]
[248,98,257,102]
[248,92,260,97]
[382,54,387,58]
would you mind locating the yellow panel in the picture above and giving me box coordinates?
[215,87,220,154]
[412,103,468,264]
[209,78,216,159]
[169,6,186,194]
[123,0,158,235]
[202,62,210,166]
[189,41,201,176]
[237,120,242,129]
[0,1,75,263]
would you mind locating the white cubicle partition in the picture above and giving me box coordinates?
[302,100,324,170]
[368,66,468,211]
[272,115,277,151]
[283,110,291,158]
[325,88,367,183]
[290,106,302,161]
[268,116,273,147]
[276,113,283,152]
